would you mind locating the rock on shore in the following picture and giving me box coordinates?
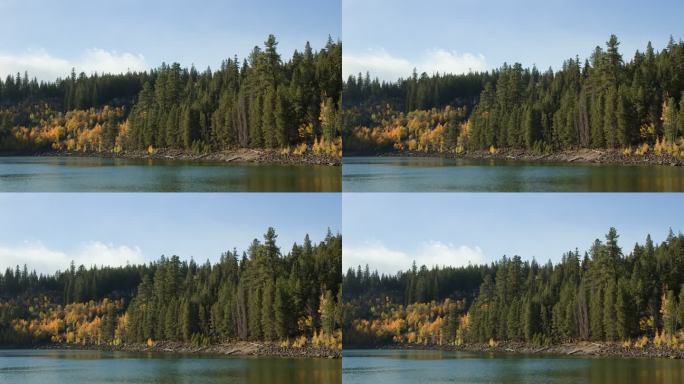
[32,148,340,166]
[37,340,340,359]
[358,341,684,359]
[357,148,683,166]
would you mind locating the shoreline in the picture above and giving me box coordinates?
[346,341,684,359]
[344,148,683,166]
[17,340,340,359]
[2,148,341,166]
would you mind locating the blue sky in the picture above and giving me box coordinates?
[0,0,340,81]
[0,193,341,274]
[343,193,684,275]
[343,0,684,81]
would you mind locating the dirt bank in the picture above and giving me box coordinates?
[25,148,340,166]
[351,148,683,166]
[357,341,684,359]
[36,340,340,359]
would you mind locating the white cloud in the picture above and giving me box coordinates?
[343,49,412,82]
[343,240,486,275]
[0,241,145,275]
[343,48,488,82]
[0,48,147,82]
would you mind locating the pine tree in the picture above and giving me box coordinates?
[590,285,604,340]
[603,35,623,87]
[261,278,275,340]
[181,298,198,342]
[182,105,201,149]
[662,290,677,336]
[523,296,540,342]
[446,301,460,343]
[261,87,276,148]
[275,87,292,147]
[603,87,617,148]
[274,278,291,340]
[590,93,605,147]
[164,299,178,340]
[249,93,263,147]
[603,279,617,340]
[616,86,636,147]
[523,105,541,149]
[102,301,117,342]
[664,97,679,143]
[321,97,336,143]
[320,290,335,335]
[615,278,635,340]
[248,288,262,339]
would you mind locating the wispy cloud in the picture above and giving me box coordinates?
[343,48,488,81]
[343,240,486,275]
[0,241,145,275]
[0,48,148,82]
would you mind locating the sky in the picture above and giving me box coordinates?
[0,193,341,275]
[0,0,340,81]
[343,0,684,81]
[343,193,684,275]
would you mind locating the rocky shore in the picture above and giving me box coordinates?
[23,147,340,166]
[355,341,684,359]
[35,340,340,359]
[350,148,683,166]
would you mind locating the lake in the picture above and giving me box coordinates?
[0,349,340,384]
[0,156,341,192]
[343,349,684,384]
[343,156,684,192]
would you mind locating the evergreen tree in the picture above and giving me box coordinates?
[616,86,637,147]
[261,87,276,148]
[603,87,618,148]
[615,278,636,340]
[663,290,678,336]
[274,278,292,339]
[261,278,275,340]
[664,97,679,143]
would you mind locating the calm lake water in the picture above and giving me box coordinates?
[343,156,684,192]
[343,349,684,384]
[0,156,341,192]
[0,349,340,384]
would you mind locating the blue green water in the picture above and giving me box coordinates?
[343,349,684,384]
[343,156,684,192]
[0,156,340,192]
[0,349,340,384]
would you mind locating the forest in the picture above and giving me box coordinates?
[343,229,684,350]
[0,229,342,350]
[0,35,342,157]
[344,35,684,157]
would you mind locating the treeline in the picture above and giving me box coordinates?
[7,107,128,153]
[0,229,342,349]
[343,71,485,153]
[344,229,684,348]
[344,35,684,155]
[0,35,342,155]
[343,261,488,305]
[0,69,147,110]
[468,35,684,151]
[0,260,148,304]
[343,107,468,153]
[343,70,486,112]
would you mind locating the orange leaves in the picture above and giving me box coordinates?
[3,297,125,346]
[351,298,466,346]
[7,106,126,152]
[349,106,468,153]
[44,318,64,336]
